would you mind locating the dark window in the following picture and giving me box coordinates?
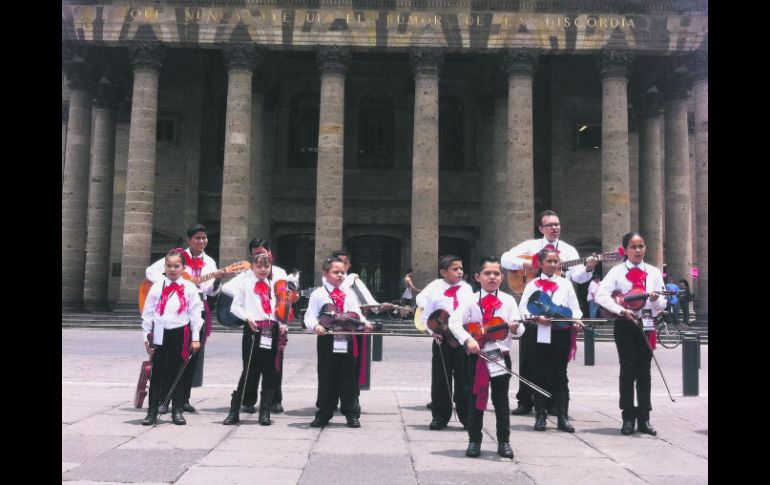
[288,92,320,168]
[276,234,316,291]
[157,119,176,143]
[439,96,464,171]
[357,94,394,169]
[575,123,601,149]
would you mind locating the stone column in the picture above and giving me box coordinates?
[477,94,496,259]
[220,46,258,264]
[598,50,632,257]
[662,72,692,287]
[62,103,68,184]
[249,74,270,240]
[313,47,350,284]
[490,95,508,257]
[83,78,117,310]
[118,43,164,308]
[502,49,538,245]
[409,48,443,288]
[637,93,664,268]
[62,47,92,311]
[689,52,708,322]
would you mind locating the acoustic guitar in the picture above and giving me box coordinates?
[506,250,621,294]
[138,260,251,313]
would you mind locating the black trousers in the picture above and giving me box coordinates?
[465,353,512,443]
[431,339,469,424]
[613,321,653,416]
[315,335,358,420]
[244,332,286,406]
[234,323,279,403]
[177,306,209,403]
[532,329,571,411]
[514,323,538,407]
[149,325,188,410]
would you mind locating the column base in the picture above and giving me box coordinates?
[84,300,111,312]
[62,301,85,313]
[112,301,140,314]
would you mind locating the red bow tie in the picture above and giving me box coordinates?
[534,278,558,294]
[254,280,272,314]
[158,282,187,316]
[625,267,647,290]
[479,293,502,323]
[182,252,205,274]
[444,285,461,310]
[330,287,346,313]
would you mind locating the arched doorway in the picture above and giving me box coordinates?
[347,235,401,303]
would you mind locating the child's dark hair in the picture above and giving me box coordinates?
[186,223,207,238]
[322,256,346,272]
[249,237,271,254]
[477,256,502,272]
[166,248,187,266]
[439,254,462,272]
[621,231,644,261]
[331,250,350,259]
[535,248,560,276]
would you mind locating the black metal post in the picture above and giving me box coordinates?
[682,332,699,396]
[584,326,595,366]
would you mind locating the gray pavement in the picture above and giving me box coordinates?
[63,328,708,484]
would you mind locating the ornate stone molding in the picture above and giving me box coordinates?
[317,46,352,76]
[93,76,118,109]
[128,42,165,71]
[501,49,540,78]
[686,50,708,83]
[662,72,690,101]
[62,43,91,91]
[62,102,69,123]
[409,48,444,78]
[636,92,662,119]
[597,49,633,79]
[223,45,260,72]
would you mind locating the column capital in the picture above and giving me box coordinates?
[223,45,260,72]
[62,43,91,91]
[686,50,708,82]
[635,92,663,119]
[317,46,351,76]
[409,47,444,77]
[93,76,119,109]
[597,49,633,79]
[128,42,165,71]
[501,49,540,78]
[662,72,690,102]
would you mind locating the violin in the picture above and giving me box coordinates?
[274,279,299,324]
[426,309,461,348]
[599,287,681,319]
[526,290,573,330]
[463,316,511,344]
[134,332,154,408]
[318,303,367,332]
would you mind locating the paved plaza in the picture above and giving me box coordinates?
[62,328,708,484]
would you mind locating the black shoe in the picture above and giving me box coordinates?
[429,419,448,430]
[557,416,575,433]
[466,441,481,458]
[242,405,257,414]
[271,402,284,413]
[346,416,361,428]
[621,418,635,435]
[142,409,158,426]
[182,402,196,413]
[171,410,187,425]
[511,404,532,416]
[223,410,240,425]
[158,403,169,414]
[497,442,514,459]
[534,411,547,431]
[310,417,329,428]
[637,420,657,436]
[258,404,272,426]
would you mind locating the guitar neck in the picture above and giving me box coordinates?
[560,252,614,268]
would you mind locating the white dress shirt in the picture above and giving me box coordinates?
[304,281,369,331]
[519,274,583,321]
[221,265,287,297]
[227,270,278,323]
[141,276,204,344]
[449,289,525,353]
[415,278,474,335]
[146,248,220,299]
[594,261,667,317]
[501,237,592,284]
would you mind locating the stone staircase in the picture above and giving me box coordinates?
[61,312,708,344]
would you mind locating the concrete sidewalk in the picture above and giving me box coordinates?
[63,328,708,484]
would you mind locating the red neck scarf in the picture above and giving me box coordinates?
[479,293,502,323]
[444,285,461,310]
[625,266,647,290]
[253,280,272,314]
[534,278,558,295]
[183,251,205,275]
[330,287,346,313]
[158,282,186,316]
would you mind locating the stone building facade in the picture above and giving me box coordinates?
[61,0,708,321]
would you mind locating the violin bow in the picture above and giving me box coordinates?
[238,329,258,409]
[632,316,676,402]
[160,348,195,413]
[435,336,458,424]
[475,352,552,399]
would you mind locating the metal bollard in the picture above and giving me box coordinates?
[682,333,699,396]
[360,334,373,391]
[584,326,595,366]
[373,334,383,362]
